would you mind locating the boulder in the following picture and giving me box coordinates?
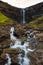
[28,49,43,65]
[0,25,11,42]
[0,39,11,49]
[36,33,43,42]
[3,48,24,65]
[0,53,7,65]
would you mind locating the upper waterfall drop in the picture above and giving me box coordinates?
[22,9,25,24]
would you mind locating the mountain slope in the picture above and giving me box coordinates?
[0,12,14,25]
[0,1,43,23]
[26,16,43,30]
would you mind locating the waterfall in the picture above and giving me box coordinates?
[5,27,36,65]
[10,27,35,65]
[22,9,25,24]
[5,54,11,65]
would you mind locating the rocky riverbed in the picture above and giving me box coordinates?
[0,24,43,65]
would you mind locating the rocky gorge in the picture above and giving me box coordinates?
[0,1,43,65]
[0,1,43,23]
[0,23,43,65]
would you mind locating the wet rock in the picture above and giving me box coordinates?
[0,53,7,65]
[3,48,24,65]
[21,36,27,42]
[36,41,43,49]
[1,53,6,59]
[11,54,19,64]
[37,27,43,31]
[28,49,43,65]
[14,30,26,38]
[29,44,36,49]
[36,33,43,42]
[13,24,27,38]
[3,48,24,55]
[21,41,24,45]
[0,25,11,42]
[11,63,20,65]
[0,39,11,49]
[29,38,36,44]
[0,49,3,55]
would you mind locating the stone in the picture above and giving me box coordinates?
[0,25,11,42]
[28,49,43,65]
[0,53,7,65]
[0,39,11,49]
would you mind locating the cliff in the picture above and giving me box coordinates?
[0,1,22,23]
[25,2,43,22]
[0,1,43,23]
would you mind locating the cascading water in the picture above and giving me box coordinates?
[5,27,36,65]
[5,54,11,65]
[22,9,25,24]
[10,27,35,65]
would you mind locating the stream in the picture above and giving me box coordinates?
[22,9,25,24]
[5,27,36,65]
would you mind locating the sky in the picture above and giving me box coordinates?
[1,0,43,8]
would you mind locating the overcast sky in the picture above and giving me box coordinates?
[1,0,43,8]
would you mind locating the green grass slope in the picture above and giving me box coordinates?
[0,12,14,25]
[27,16,43,30]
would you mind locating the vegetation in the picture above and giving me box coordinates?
[0,12,43,30]
[0,12,14,25]
[27,16,43,29]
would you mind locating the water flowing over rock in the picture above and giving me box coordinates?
[0,25,43,65]
[22,9,25,24]
[9,27,36,65]
[5,54,11,65]
[0,1,43,64]
[0,1,43,23]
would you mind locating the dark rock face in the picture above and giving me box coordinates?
[0,1,22,23]
[25,2,43,22]
[0,1,43,23]
[0,53,7,65]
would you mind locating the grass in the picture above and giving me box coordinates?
[0,12,14,25]
[26,16,43,29]
[0,13,8,23]
[0,12,43,30]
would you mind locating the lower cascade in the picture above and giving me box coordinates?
[5,54,11,65]
[5,27,36,65]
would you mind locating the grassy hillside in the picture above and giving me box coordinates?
[0,13,8,23]
[0,12,14,25]
[0,12,43,30]
[27,16,43,29]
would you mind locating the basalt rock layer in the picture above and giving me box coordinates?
[0,1,43,23]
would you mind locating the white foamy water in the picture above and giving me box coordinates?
[22,9,25,24]
[10,27,35,65]
[5,54,11,65]
[5,27,36,65]
[10,27,16,40]
[1,0,43,8]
